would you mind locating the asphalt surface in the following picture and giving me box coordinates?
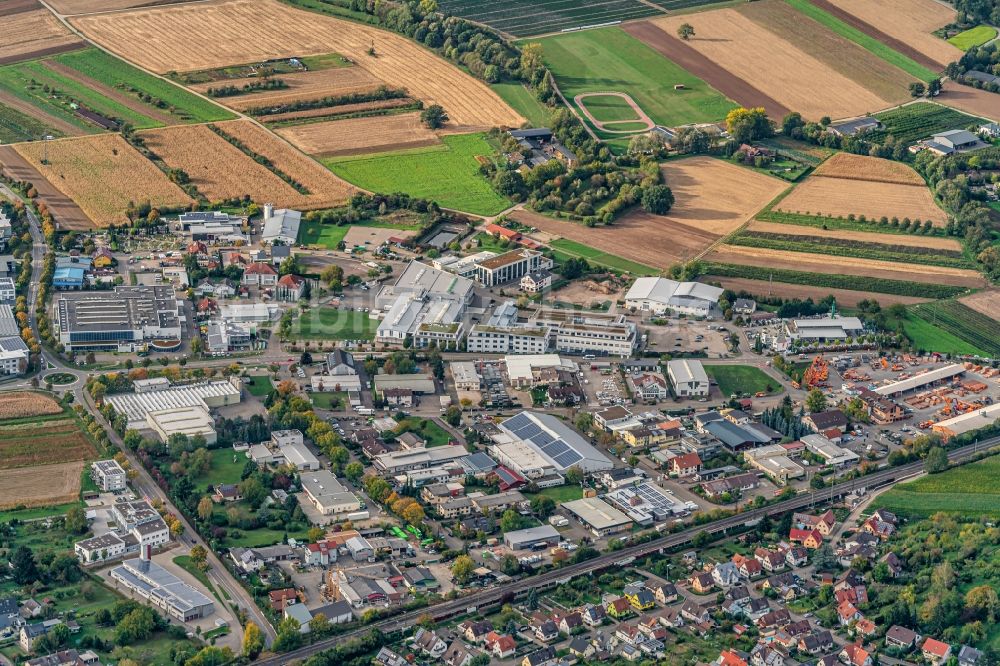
[254,438,998,665]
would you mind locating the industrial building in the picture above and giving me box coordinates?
[932,403,1000,440]
[801,434,859,467]
[490,411,613,479]
[299,471,364,523]
[106,377,241,429]
[260,204,301,245]
[450,361,482,391]
[466,301,552,354]
[373,445,468,475]
[563,497,633,537]
[532,309,637,357]
[502,525,561,550]
[744,445,804,484]
[503,354,578,388]
[667,359,710,397]
[55,286,182,351]
[110,550,214,621]
[375,261,474,349]
[605,482,688,525]
[784,316,865,343]
[624,277,723,316]
[875,364,965,397]
[146,405,216,444]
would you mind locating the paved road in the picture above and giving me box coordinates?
[254,438,998,665]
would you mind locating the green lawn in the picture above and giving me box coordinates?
[245,375,275,397]
[533,27,737,129]
[580,94,641,122]
[295,307,377,340]
[872,455,1000,518]
[947,25,998,50]
[192,448,248,488]
[526,485,584,502]
[551,238,658,275]
[325,133,510,215]
[311,391,347,409]
[297,217,423,249]
[492,81,554,127]
[397,417,454,447]
[0,501,82,523]
[54,47,233,123]
[704,364,782,397]
[603,121,654,131]
[783,0,940,82]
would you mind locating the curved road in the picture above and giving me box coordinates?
[255,438,998,665]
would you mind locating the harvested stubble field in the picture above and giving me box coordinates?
[706,245,987,288]
[14,134,193,228]
[0,146,92,230]
[0,8,84,65]
[139,124,340,208]
[649,8,892,120]
[0,419,96,469]
[958,289,1000,323]
[775,157,948,226]
[703,276,931,307]
[72,0,523,130]
[277,112,440,157]
[46,0,176,14]
[739,0,912,104]
[192,67,382,112]
[0,391,62,420]
[211,120,354,207]
[0,461,84,510]
[747,220,963,251]
[259,98,415,125]
[811,152,925,185]
[823,0,962,69]
[937,82,1000,122]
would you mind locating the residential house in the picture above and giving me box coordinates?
[275,274,306,302]
[751,644,785,666]
[652,582,678,605]
[881,552,904,578]
[756,609,792,633]
[733,553,763,579]
[785,546,808,568]
[581,604,606,626]
[443,640,477,666]
[789,528,823,549]
[522,646,557,666]
[461,620,493,644]
[793,510,837,536]
[715,650,749,666]
[487,633,517,659]
[669,452,702,477]
[680,599,711,625]
[838,600,862,626]
[755,548,786,572]
[840,644,873,666]
[535,619,558,643]
[242,262,278,287]
[624,586,656,611]
[958,646,983,666]
[712,562,740,587]
[568,636,596,659]
[607,597,633,619]
[923,638,952,664]
[855,618,878,638]
[800,630,835,655]
[558,611,583,634]
[690,571,715,594]
[412,628,448,659]
[885,625,919,650]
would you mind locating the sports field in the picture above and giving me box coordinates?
[295,307,377,340]
[550,238,659,275]
[947,25,997,50]
[704,365,781,397]
[325,134,510,216]
[872,455,1000,518]
[297,218,422,249]
[534,27,736,128]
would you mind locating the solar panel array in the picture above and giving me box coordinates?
[502,413,583,470]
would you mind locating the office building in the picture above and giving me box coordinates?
[55,286,182,352]
[375,261,473,349]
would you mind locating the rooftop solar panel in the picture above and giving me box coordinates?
[553,450,583,468]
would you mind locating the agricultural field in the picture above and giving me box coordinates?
[294,307,377,341]
[0,461,85,510]
[0,145,91,230]
[0,4,83,65]
[192,67,382,113]
[550,239,658,275]
[0,100,58,143]
[782,0,938,82]
[893,310,990,356]
[535,27,736,129]
[871,455,1000,518]
[14,134,193,228]
[491,82,553,128]
[937,81,1000,121]
[54,47,233,123]
[959,289,1000,323]
[513,157,784,270]
[210,119,354,207]
[71,0,523,130]
[438,0,662,37]
[276,112,441,157]
[706,245,986,289]
[907,301,1000,357]
[775,153,948,226]
[822,0,962,69]
[325,134,510,216]
[46,0,173,13]
[0,419,96,469]
[873,102,985,144]
[947,25,997,50]
[745,220,964,251]
[646,5,900,120]
[0,391,63,421]
[704,364,782,397]
[703,276,931,308]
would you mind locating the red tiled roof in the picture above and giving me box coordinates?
[245,262,277,275]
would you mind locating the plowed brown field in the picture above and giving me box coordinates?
[937,82,1000,121]
[0,461,83,510]
[276,113,441,157]
[746,220,963,251]
[959,289,1000,322]
[705,276,932,307]
[0,145,93,230]
[651,9,891,119]
[776,174,948,226]
[707,245,986,287]
[192,67,383,112]
[0,9,83,65]
[14,134,194,228]
[211,119,354,206]
[824,0,961,69]
[72,0,522,130]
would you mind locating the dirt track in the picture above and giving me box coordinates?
[0,145,92,230]
[706,276,931,307]
[623,21,789,119]
[574,92,653,133]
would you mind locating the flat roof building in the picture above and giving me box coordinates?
[110,555,214,621]
[450,361,482,391]
[503,525,561,550]
[876,363,965,397]
[625,277,723,316]
[300,471,363,519]
[563,497,633,536]
[932,403,1000,440]
[801,434,859,466]
[744,445,804,484]
[375,261,473,349]
[91,459,127,492]
[373,445,468,475]
[55,286,181,351]
[531,309,637,357]
[107,378,241,429]
[785,316,864,343]
[146,405,216,444]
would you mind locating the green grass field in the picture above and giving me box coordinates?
[192,448,248,488]
[397,417,453,447]
[295,307,377,340]
[297,218,422,248]
[872,455,1000,518]
[325,134,510,215]
[783,0,939,82]
[603,121,653,131]
[905,301,1000,357]
[245,376,275,397]
[551,238,658,275]
[525,485,584,503]
[534,27,736,129]
[492,81,554,127]
[580,94,641,122]
[704,364,782,397]
[55,48,233,123]
[947,25,997,50]
[311,391,347,409]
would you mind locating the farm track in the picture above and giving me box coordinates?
[44,59,175,125]
[0,145,92,230]
[0,89,82,136]
[622,21,790,119]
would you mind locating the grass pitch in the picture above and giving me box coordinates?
[295,307,377,340]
